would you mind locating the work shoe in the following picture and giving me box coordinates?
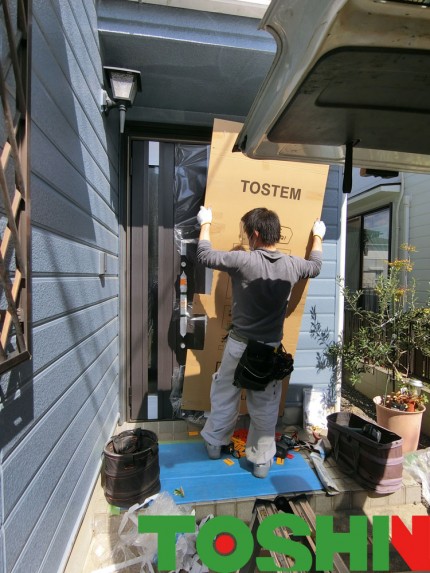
[205,441,221,460]
[253,459,273,478]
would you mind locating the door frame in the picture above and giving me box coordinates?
[119,123,212,422]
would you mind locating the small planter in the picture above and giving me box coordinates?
[373,396,426,454]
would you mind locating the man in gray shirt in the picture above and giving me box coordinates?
[196,206,326,478]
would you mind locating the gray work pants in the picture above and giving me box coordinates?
[200,334,282,465]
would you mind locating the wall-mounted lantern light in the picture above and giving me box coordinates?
[101,66,142,133]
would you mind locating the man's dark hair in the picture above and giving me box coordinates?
[241,207,281,245]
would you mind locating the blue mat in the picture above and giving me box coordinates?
[158,441,322,504]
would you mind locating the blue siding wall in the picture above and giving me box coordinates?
[403,173,430,304]
[0,1,119,572]
[286,166,344,412]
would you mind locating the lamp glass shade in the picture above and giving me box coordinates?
[104,67,141,104]
[109,71,136,102]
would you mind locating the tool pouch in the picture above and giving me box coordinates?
[234,340,293,391]
[272,344,294,380]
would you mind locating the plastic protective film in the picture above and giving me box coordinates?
[171,144,210,416]
[174,144,209,239]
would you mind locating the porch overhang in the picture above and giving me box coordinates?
[97,0,276,128]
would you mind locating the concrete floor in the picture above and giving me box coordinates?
[65,419,429,573]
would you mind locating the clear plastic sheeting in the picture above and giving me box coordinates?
[174,144,209,240]
[90,492,210,573]
[170,143,210,415]
[172,143,211,350]
[170,365,185,418]
[404,447,430,505]
[303,387,329,431]
[173,143,210,339]
[309,452,340,496]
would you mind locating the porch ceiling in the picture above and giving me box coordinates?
[97,0,276,127]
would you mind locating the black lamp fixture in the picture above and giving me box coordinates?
[102,66,142,133]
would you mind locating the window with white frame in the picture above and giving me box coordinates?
[346,206,391,311]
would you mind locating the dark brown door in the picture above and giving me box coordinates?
[127,139,208,420]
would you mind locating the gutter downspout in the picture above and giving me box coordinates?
[403,193,411,250]
[335,180,348,412]
[394,172,405,260]
[402,193,411,295]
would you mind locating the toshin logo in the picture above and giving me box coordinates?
[138,513,430,572]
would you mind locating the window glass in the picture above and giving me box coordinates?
[362,209,390,287]
[345,217,361,292]
[346,207,390,311]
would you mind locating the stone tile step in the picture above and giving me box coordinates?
[111,420,423,518]
[67,418,426,573]
[187,477,422,524]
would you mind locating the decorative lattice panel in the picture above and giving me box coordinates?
[0,0,31,373]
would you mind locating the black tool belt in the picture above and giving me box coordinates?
[233,339,294,391]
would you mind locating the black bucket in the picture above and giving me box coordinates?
[102,428,161,507]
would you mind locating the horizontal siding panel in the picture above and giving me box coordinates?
[31,20,118,187]
[316,241,337,261]
[412,260,430,273]
[32,276,118,324]
[72,0,101,54]
[32,300,117,373]
[300,312,335,332]
[282,169,341,399]
[325,165,341,188]
[31,73,117,211]
[3,341,118,518]
[32,6,114,162]
[296,332,335,353]
[0,1,120,572]
[4,368,118,571]
[314,260,337,280]
[291,243,336,263]
[323,221,341,244]
[33,227,118,275]
[408,193,430,210]
[404,172,429,189]
[39,399,118,572]
[304,296,336,314]
[12,392,118,573]
[408,213,430,231]
[290,363,332,386]
[54,0,101,85]
[406,183,430,305]
[31,174,118,253]
[32,126,118,232]
[1,316,118,456]
[305,279,336,298]
[320,205,341,227]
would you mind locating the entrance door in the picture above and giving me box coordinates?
[127,139,209,420]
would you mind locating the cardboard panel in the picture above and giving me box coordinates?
[182,119,329,413]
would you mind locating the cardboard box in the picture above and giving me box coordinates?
[182,119,329,413]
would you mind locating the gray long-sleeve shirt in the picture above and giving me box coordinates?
[197,240,322,342]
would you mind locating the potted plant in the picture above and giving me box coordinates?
[327,244,430,453]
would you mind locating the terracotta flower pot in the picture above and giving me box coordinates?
[373,396,425,454]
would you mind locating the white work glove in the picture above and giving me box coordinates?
[312,219,326,240]
[197,206,212,226]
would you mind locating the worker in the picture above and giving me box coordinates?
[196,206,325,478]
